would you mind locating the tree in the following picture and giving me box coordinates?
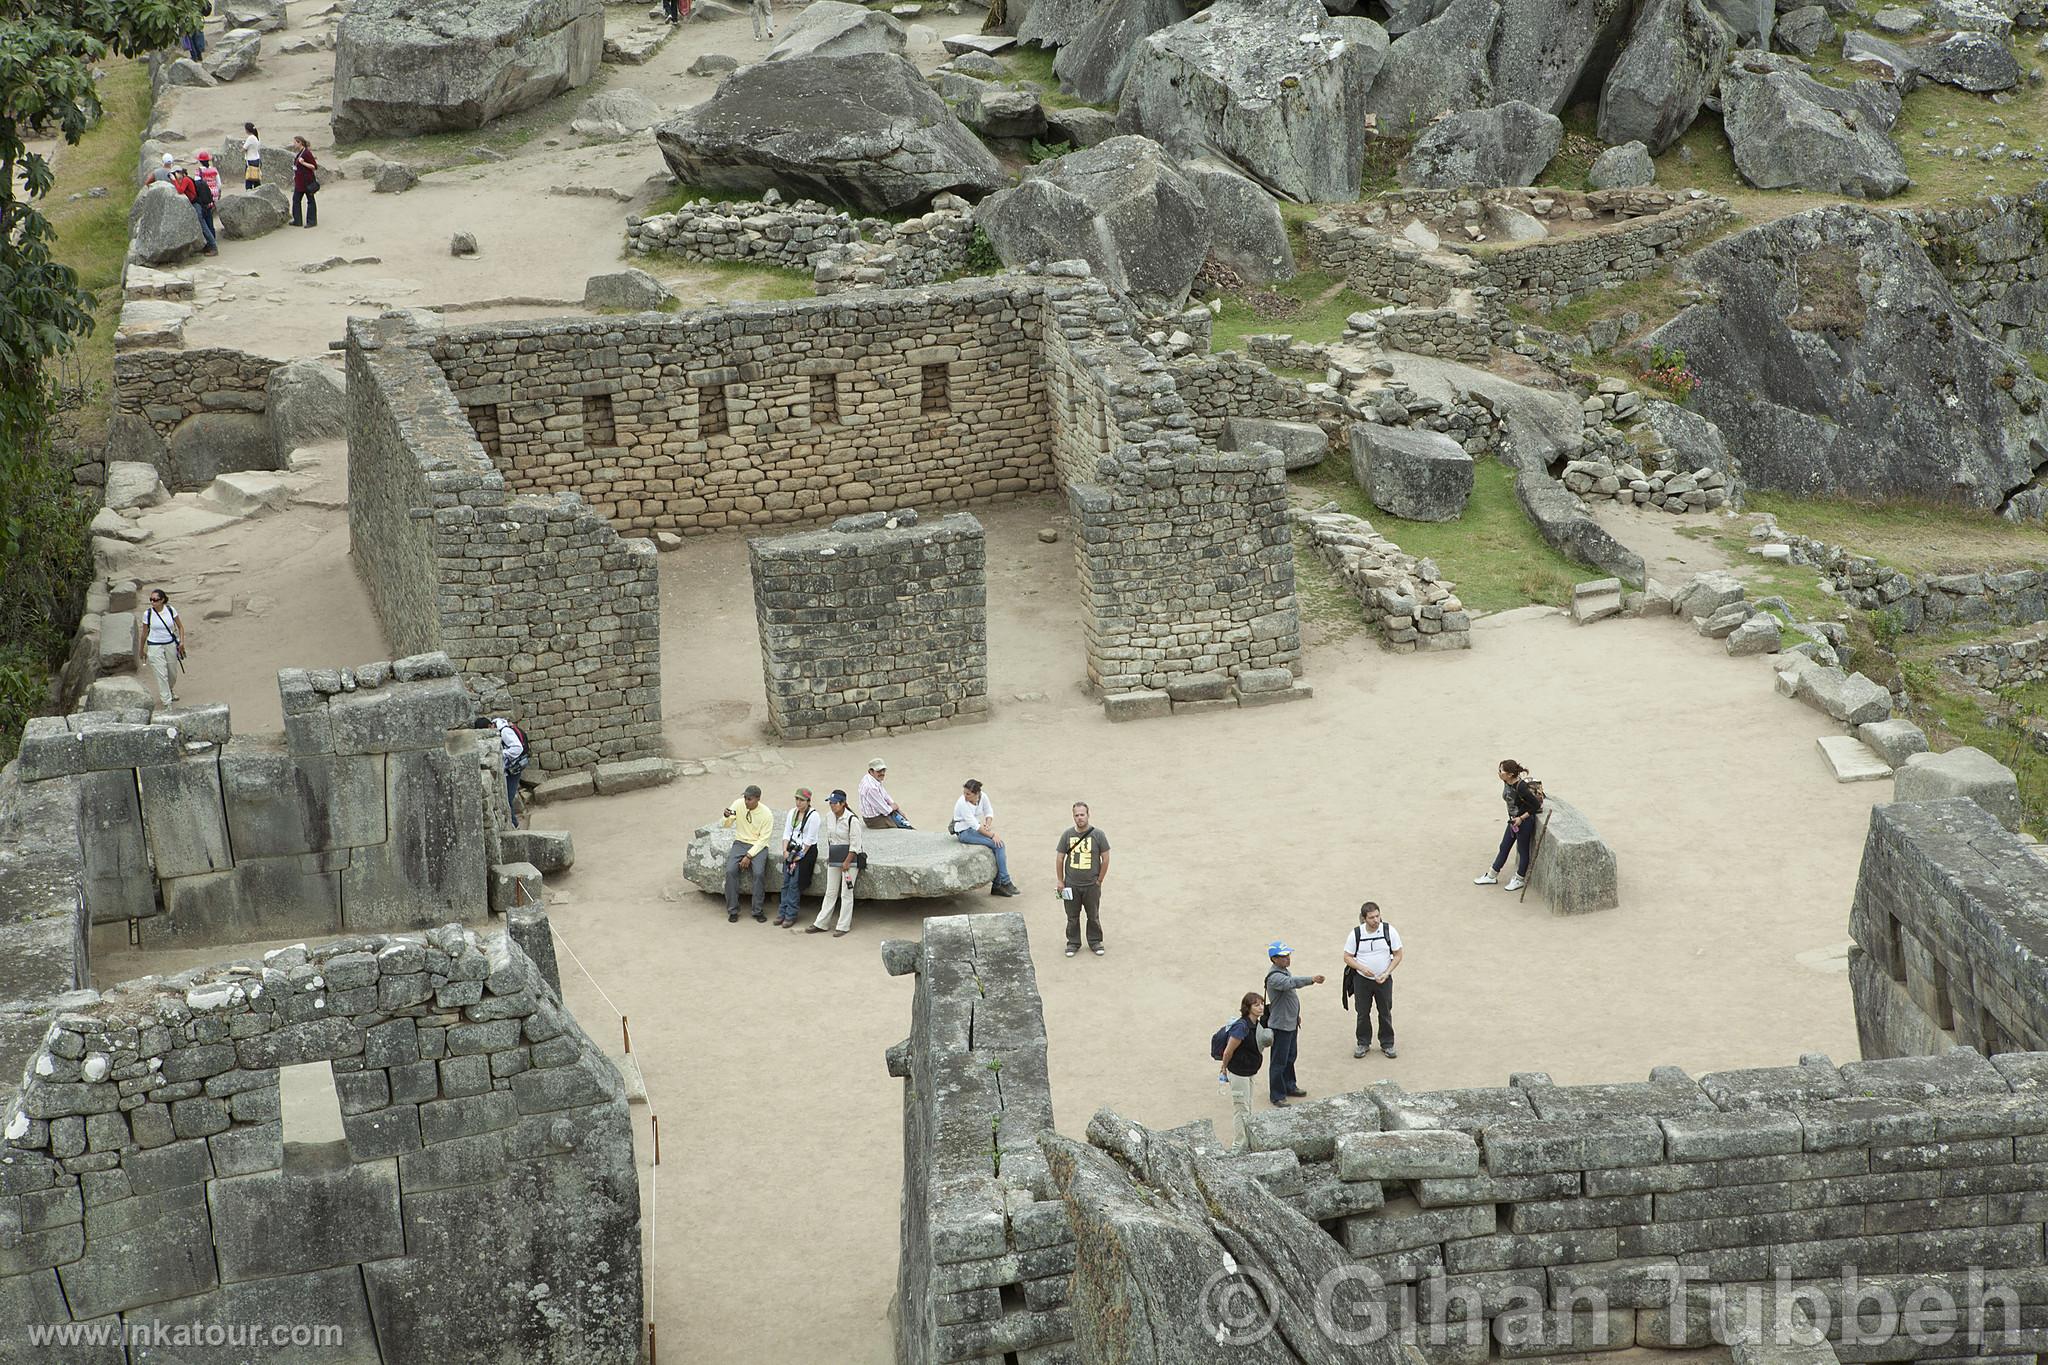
[0,0,204,760]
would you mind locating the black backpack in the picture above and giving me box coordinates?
[1209,1020,1237,1061]
[192,174,214,208]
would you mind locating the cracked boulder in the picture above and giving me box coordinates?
[764,0,906,60]
[1363,0,1500,127]
[1644,204,2048,513]
[654,53,1006,214]
[1054,0,1188,106]
[1718,51,1908,197]
[1487,0,1633,114]
[332,0,604,139]
[1598,0,1731,153]
[1117,0,1388,202]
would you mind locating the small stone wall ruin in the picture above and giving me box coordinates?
[1291,505,1473,652]
[1906,185,2048,351]
[891,901,2048,1365]
[749,510,989,740]
[346,317,664,771]
[1767,533,2048,635]
[623,192,978,294]
[0,925,641,1365]
[112,347,280,440]
[1944,631,2048,689]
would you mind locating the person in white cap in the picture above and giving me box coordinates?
[1262,942,1323,1107]
[857,757,910,830]
[147,152,179,186]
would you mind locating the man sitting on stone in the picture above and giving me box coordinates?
[857,758,911,830]
[720,786,776,923]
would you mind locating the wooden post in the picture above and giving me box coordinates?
[621,1015,632,1055]
[652,1113,661,1166]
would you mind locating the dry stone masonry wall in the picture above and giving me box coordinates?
[112,348,280,439]
[346,317,663,772]
[1292,506,1472,653]
[622,193,978,294]
[1906,187,2048,350]
[891,911,2048,1365]
[1944,632,2048,688]
[0,925,641,1365]
[1764,532,2048,634]
[748,510,988,740]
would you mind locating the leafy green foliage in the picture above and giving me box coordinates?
[1026,139,1073,164]
[963,225,1003,276]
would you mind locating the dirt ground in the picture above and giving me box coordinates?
[108,472,1885,1362]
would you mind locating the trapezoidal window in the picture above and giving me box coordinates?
[811,373,839,426]
[464,403,501,459]
[582,394,617,447]
[699,384,729,437]
[920,364,950,415]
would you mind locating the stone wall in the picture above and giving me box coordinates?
[883,912,1073,1365]
[1906,186,2048,350]
[1166,351,1320,442]
[1849,796,2048,1060]
[8,657,509,949]
[748,510,988,739]
[111,347,280,439]
[1945,631,2048,689]
[1305,190,1731,311]
[625,195,864,269]
[0,924,641,1365]
[346,316,664,771]
[1292,505,1472,652]
[890,912,2048,1365]
[1767,533,2048,635]
[423,285,1055,537]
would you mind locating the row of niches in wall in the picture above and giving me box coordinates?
[1880,909,2018,1055]
[457,363,958,460]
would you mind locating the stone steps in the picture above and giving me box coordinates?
[1570,577,1623,624]
[1816,734,1892,783]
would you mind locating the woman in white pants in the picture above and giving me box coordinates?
[140,589,184,706]
[809,789,865,937]
[751,0,773,40]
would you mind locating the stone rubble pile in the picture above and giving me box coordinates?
[1560,451,1732,512]
[1292,505,1473,652]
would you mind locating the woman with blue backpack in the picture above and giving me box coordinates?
[1213,992,1270,1153]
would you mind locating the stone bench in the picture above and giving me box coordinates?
[683,823,998,900]
[1524,795,1619,915]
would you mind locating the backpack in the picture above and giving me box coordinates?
[191,173,214,208]
[1525,779,1545,811]
[504,719,528,753]
[1210,1019,1250,1062]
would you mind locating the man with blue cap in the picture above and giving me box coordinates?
[1263,942,1324,1107]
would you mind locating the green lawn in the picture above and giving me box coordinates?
[1209,272,1374,355]
[1294,457,1598,613]
[629,253,819,302]
[1902,661,2048,837]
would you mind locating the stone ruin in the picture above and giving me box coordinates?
[886,793,2048,1364]
[345,274,1309,732]
[750,510,989,741]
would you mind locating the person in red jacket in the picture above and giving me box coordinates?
[169,164,217,256]
[290,136,319,228]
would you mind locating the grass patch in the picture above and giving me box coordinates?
[644,180,733,216]
[1360,136,1413,195]
[1291,528,1368,644]
[632,253,818,302]
[1743,491,2048,575]
[1293,458,1598,613]
[999,46,1099,110]
[1514,265,1686,338]
[1207,272,1372,355]
[2025,351,2048,382]
[1902,661,2048,836]
[1538,105,1604,192]
[44,57,155,452]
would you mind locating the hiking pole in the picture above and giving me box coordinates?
[1518,811,1553,905]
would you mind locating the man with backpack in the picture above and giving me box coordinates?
[170,161,218,257]
[1341,902,1403,1059]
[474,717,529,826]
[1263,942,1324,1108]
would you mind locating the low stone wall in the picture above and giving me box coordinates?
[1562,454,1733,512]
[10,657,506,948]
[1850,795,2048,1059]
[812,205,978,294]
[1292,505,1472,652]
[749,510,988,739]
[1372,302,1502,362]
[346,316,664,772]
[1906,185,2048,351]
[0,924,642,1365]
[884,912,1072,1365]
[111,347,280,438]
[1305,189,1732,311]
[1945,631,2048,688]
[1768,532,2048,634]
[1166,350,1320,441]
[625,194,864,269]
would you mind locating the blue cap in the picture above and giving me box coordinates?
[1266,940,1291,958]
[827,789,848,804]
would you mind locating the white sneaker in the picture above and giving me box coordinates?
[1504,875,1526,892]
[1473,871,1498,885]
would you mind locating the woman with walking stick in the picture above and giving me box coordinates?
[1474,759,1543,893]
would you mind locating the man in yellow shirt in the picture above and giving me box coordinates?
[721,785,776,922]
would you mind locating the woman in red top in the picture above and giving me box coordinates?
[290,136,319,229]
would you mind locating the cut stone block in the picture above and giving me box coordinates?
[119,1265,383,1365]
[496,828,574,873]
[1524,795,1618,916]
[137,750,232,878]
[1219,416,1329,471]
[1794,666,1892,726]
[220,737,388,857]
[1349,424,1474,522]
[1816,735,1891,783]
[157,856,344,946]
[79,768,156,925]
[57,1196,216,1318]
[1894,746,2022,831]
[1857,718,1929,768]
[207,1148,404,1282]
[490,861,544,914]
[1570,578,1622,625]
[339,745,491,930]
[592,757,675,794]
[326,676,474,755]
[1103,689,1172,722]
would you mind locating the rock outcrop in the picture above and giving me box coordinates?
[975,136,1209,309]
[129,182,206,266]
[1487,0,1632,113]
[332,0,604,139]
[1363,0,1501,126]
[1718,52,1908,197]
[1054,0,1188,106]
[1118,0,1389,202]
[1597,0,1730,153]
[654,53,1007,214]
[1399,99,1562,187]
[1645,205,2047,510]
[1184,159,1295,282]
[764,0,906,60]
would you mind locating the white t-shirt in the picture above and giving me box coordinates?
[243,134,262,169]
[952,794,993,835]
[143,605,180,645]
[1344,923,1402,976]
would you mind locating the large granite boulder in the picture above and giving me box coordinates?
[1515,470,1645,582]
[1017,0,1101,46]
[1842,31,1922,83]
[1774,5,1834,55]
[1184,159,1294,281]
[584,268,672,310]
[204,27,264,82]
[764,0,906,60]
[570,88,663,138]
[1644,205,2044,508]
[267,358,348,460]
[1915,30,2021,91]
[1718,52,1907,197]
[1588,140,1656,187]
[683,823,996,899]
[331,0,604,140]
[1364,0,1500,125]
[1055,0,1188,105]
[1598,0,1730,153]
[1895,747,2022,831]
[1524,795,1619,915]
[129,183,205,266]
[216,185,288,239]
[1349,425,1474,521]
[1488,0,1633,113]
[975,136,1210,309]
[164,413,278,490]
[654,53,1006,214]
[1118,0,1389,203]
[1399,99,1561,187]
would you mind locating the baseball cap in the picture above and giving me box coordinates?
[827,789,848,804]
[868,757,887,771]
[1266,940,1292,958]
[794,787,812,802]
[161,153,175,165]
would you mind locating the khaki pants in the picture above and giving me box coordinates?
[145,642,180,705]
[815,862,856,932]
[1228,1074,1254,1153]
[751,0,772,38]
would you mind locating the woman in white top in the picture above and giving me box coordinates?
[774,787,823,927]
[241,123,263,190]
[139,588,183,706]
[951,778,1018,897]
